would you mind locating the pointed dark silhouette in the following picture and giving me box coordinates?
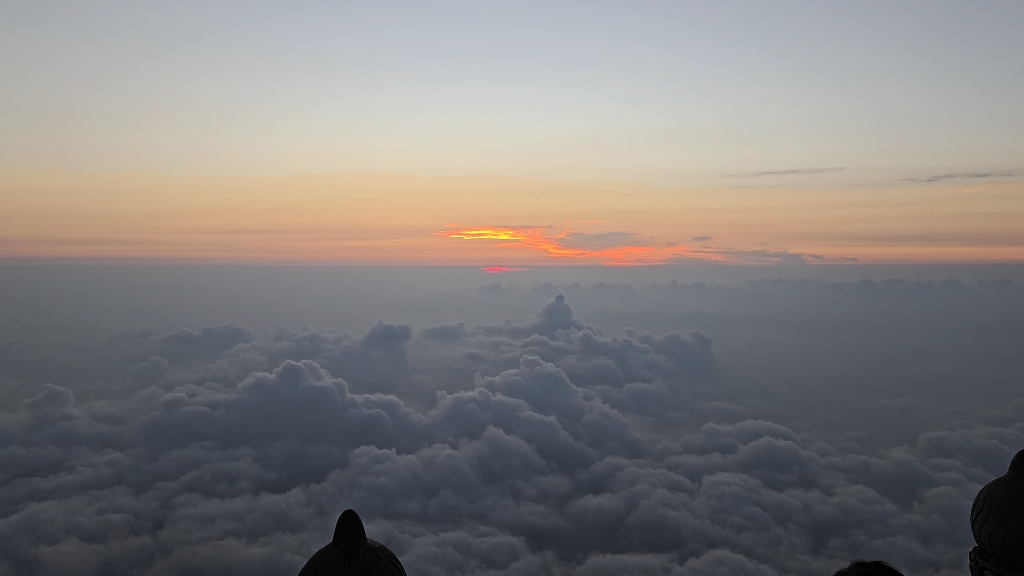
[298,509,407,576]
[970,449,1024,576]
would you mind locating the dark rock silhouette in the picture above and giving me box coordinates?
[971,449,1024,576]
[832,560,905,576]
[298,509,407,576]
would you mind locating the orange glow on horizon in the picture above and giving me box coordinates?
[483,266,532,273]
[2,171,1022,265]
[440,226,729,266]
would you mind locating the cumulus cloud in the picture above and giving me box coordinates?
[0,294,1020,576]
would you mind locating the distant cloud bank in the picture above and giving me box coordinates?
[3,288,1023,575]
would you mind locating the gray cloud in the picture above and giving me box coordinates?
[560,232,644,250]
[1,289,1022,576]
[903,172,1014,183]
[739,167,846,177]
[691,236,713,242]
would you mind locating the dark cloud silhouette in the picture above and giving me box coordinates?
[692,236,713,242]
[903,172,1014,183]
[2,287,1023,576]
[686,248,812,265]
[740,167,846,177]
[560,232,644,250]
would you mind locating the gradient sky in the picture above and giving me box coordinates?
[2,1,1022,264]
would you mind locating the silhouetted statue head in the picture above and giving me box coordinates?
[333,509,367,555]
[832,560,905,576]
[298,509,407,576]
[970,448,1024,575]
[1008,450,1024,479]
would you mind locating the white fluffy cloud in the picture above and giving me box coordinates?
[0,296,1019,576]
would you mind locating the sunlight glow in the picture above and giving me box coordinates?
[482,266,532,273]
[440,226,729,266]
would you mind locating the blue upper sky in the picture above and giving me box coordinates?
[3,1,1022,184]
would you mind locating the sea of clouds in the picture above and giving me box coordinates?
[2,275,1024,576]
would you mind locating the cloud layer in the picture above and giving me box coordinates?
[1,294,1021,576]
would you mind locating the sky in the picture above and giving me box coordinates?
[2,1,1023,265]
[2,3,1024,576]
